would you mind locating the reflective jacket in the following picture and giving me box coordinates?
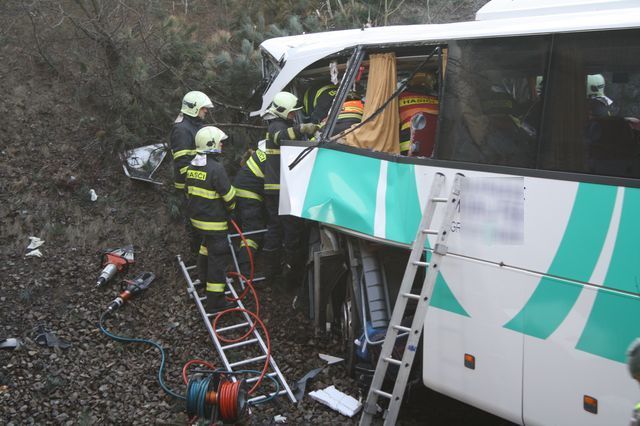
[185,154,236,235]
[303,84,337,124]
[398,92,439,156]
[333,100,364,136]
[233,149,266,202]
[631,402,640,426]
[170,114,204,190]
[264,118,304,194]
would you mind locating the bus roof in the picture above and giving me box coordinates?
[476,0,640,20]
[255,2,640,116]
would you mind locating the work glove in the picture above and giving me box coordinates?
[299,123,320,136]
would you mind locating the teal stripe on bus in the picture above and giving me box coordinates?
[302,149,380,236]
[385,163,422,244]
[504,183,616,339]
[576,187,640,362]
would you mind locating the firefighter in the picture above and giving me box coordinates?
[398,72,439,156]
[303,83,338,124]
[170,91,214,254]
[587,73,613,118]
[628,338,640,425]
[332,94,364,137]
[233,148,267,278]
[185,126,236,313]
[262,91,319,284]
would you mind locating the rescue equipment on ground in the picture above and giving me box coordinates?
[98,263,275,423]
[105,271,155,313]
[177,219,296,406]
[96,245,135,287]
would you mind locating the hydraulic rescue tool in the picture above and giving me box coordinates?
[105,271,155,313]
[96,245,135,287]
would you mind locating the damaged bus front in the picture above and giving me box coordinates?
[255,1,640,424]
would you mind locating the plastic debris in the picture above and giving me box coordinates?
[293,366,324,402]
[25,249,43,258]
[0,338,22,350]
[89,189,98,201]
[273,415,287,423]
[33,324,71,349]
[319,353,344,365]
[309,385,362,417]
[27,236,45,250]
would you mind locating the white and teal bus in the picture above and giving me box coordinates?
[254,1,640,424]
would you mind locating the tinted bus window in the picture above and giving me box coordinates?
[436,36,550,168]
[540,29,640,178]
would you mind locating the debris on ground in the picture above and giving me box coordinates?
[308,385,362,417]
[32,324,72,349]
[0,338,22,350]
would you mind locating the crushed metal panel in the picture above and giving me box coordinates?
[120,143,167,185]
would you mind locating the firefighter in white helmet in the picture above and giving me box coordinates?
[185,126,236,313]
[586,74,613,118]
[170,91,215,255]
[261,91,318,287]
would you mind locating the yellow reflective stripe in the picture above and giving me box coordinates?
[188,186,220,199]
[264,149,280,155]
[190,218,228,231]
[174,182,185,189]
[199,245,208,256]
[400,122,411,131]
[236,189,263,201]
[337,113,363,120]
[246,157,264,178]
[264,183,280,191]
[287,128,297,139]
[222,186,236,202]
[399,141,411,152]
[206,282,226,292]
[173,149,197,160]
[179,165,189,175]
[314,85,334,106]
[229,201,236,211]
[240,239,259,250]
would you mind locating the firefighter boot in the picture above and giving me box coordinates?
[205,292,233,314]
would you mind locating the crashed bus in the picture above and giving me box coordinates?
[252,0,640,424]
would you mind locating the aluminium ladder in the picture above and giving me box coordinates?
[359,172,463,426]
[176,253,296,404]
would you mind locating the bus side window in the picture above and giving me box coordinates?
[435,36,550,168]
[540,29,640,178]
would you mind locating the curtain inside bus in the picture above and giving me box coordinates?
[343,52,400,153]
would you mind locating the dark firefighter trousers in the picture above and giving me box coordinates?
[263,193,305,276]
[197,234,230,302]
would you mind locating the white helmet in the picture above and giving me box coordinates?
[181,91,214,117]
[587,74,606,98]
[195,126,228,154]
[266,91,302,119]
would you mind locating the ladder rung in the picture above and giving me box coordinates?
[192,279,201,286]
[215,321,250,332]
[422,229,439,235]
[186,265,197,270]
[402,292,420,300]
[246,371,277,384]
[431,197,448,203]
[221,338,258,351]
[248,389,288,404]
[412,261,429,267]
[384,357,402,366]
[373,389,393,399]
[229,354,267,368]
[393,325,411,333]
